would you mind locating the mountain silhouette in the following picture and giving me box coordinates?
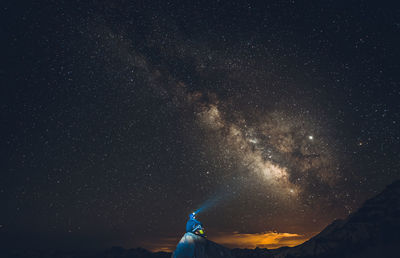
[267,179,400,258]
[1,247,171,258]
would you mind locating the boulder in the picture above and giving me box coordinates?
[172,232,233,258]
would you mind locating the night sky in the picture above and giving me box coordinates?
[1,0,400,253]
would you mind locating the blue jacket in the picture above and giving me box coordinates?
[186,217,203,233]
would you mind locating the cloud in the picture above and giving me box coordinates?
[210,231,309,249]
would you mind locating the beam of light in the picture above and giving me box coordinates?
[194,191,231,215]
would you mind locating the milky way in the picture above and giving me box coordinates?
[195,100,338,198]
[92,24,342,206]
[82,17,367,223]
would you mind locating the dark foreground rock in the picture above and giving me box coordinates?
[172,232,233,258]
[101,246,171,258]
[231,247,274,257]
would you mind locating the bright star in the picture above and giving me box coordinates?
[249,138,258,144]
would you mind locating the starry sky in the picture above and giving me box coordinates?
[1,0,400,253]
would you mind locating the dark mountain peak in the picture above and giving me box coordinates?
[271,179,400,258]
[348,179,400,224]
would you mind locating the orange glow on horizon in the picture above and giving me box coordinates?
[151,246,175,252]
[145,231,311,252]
[210,231,310,249]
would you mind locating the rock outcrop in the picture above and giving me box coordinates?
[172,232,233,258]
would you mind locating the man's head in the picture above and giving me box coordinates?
[189,212,196,219]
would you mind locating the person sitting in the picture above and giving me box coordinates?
[186,212,205,236]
